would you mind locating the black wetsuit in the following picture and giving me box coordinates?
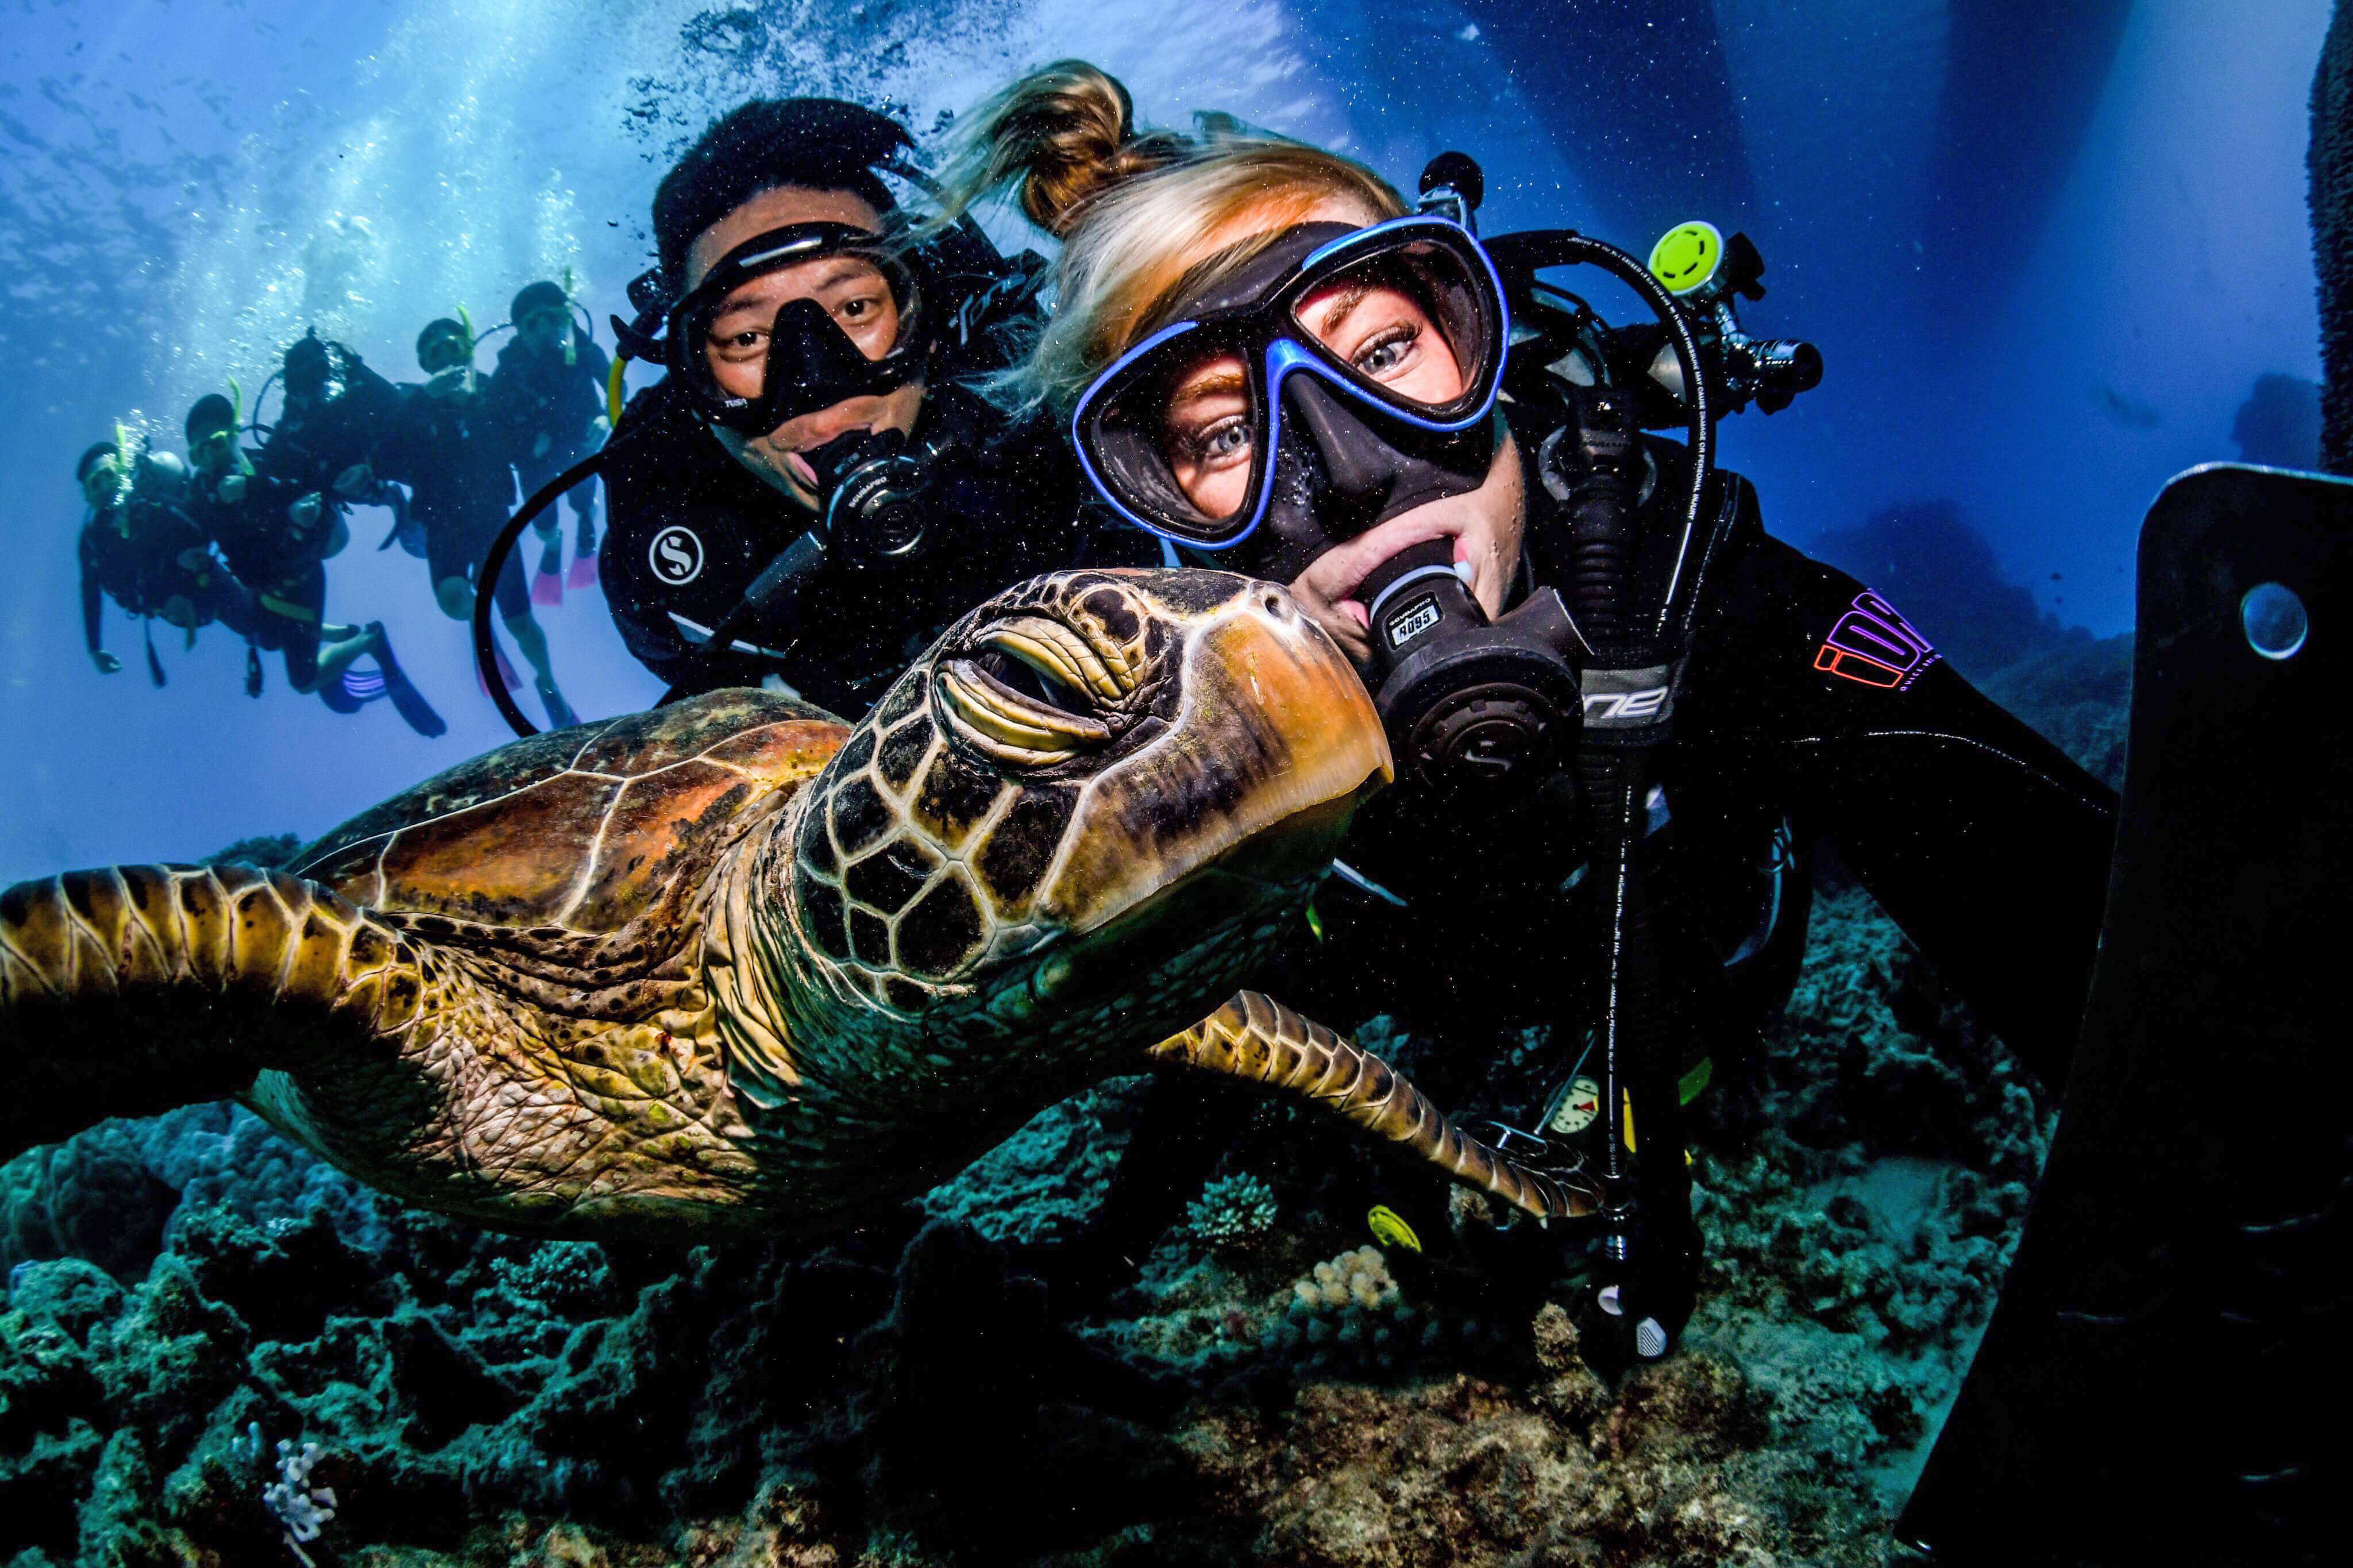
[1081,410,2117,1301]
[79,458,260,661]
[599,378,1151,717]
[199,360,403,685]
[494,327,608,527]
[191,457,343,686]
[379,373,529,618]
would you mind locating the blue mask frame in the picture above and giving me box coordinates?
[1070,214,1509,553]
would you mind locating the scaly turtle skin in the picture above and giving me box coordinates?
[0,570,1595,1238]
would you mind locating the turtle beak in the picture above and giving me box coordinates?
[1040,580,1392,937]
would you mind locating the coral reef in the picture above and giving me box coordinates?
[1184,1173,1281,1252]
[0,639,2121,1564]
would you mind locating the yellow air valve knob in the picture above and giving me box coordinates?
[1648,221,1725,295]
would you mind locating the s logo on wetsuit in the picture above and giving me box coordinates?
[649,526,704,586]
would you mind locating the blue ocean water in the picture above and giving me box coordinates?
[0,0,2326,875]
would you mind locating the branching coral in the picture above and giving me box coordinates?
[1183,1172,1280,1252]
[234,1423,338,1566]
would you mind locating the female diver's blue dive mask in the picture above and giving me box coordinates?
[1071,214,1508,584]
[1078,214,1583,797]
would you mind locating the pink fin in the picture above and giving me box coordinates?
[531,549,565,608]
[567,550,600,590]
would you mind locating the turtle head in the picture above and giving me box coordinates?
[781,569,1391,1040]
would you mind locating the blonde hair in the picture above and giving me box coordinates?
[935,61,1404,413]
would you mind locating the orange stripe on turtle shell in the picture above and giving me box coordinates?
[560,757,804,932]
[367,771,628,927]
[566,690,843,777]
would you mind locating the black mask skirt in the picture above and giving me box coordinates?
[663,221,927,435]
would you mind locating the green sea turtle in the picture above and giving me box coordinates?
[0,570,1593,1237]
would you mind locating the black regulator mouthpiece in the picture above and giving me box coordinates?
[1355,538,1583,791]
[803,427,929,566]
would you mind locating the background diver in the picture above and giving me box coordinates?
[183,387,445,735]
[943,61,2118,1362]
[381,316,577,728]
[498,277,610,604]
[74,432,263,688]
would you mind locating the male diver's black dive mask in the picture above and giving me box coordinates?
[646,221,929,436]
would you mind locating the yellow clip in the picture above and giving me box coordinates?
[1366,1205,1422,1253]
[1304,901,1325,942]
[605,356,627,429]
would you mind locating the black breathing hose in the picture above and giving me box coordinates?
[1486,228,1718,1346]
[1483,229,1714,632]
[473,450,608,737]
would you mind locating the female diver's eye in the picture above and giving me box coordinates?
[1174,417,1251,471]
[1202,421,1251,459]
[1354,324,1419,378]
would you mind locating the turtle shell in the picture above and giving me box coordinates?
[292,689,847,935]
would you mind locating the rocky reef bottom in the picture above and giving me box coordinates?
[0,887,2052,1568]
[0,645,2128,1568]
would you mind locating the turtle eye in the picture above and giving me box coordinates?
[935,620,1121,768]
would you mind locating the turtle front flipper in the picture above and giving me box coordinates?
[0,864,422,1159]
[1147,992,1600,1223]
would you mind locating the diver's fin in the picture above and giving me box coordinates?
[568,513,599,589]
[1899,464,2350,1566]
[1147,991,1601,1223]
[368,627,447,738]
[317,667,366,713]
[0,864,424,1160]
[533,540,565,607]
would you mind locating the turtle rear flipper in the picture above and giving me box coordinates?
[0,864,422,1160]
[1149,991,1600,1223]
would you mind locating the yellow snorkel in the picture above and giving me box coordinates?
[455,304,480,393]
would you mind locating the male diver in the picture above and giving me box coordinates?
[383,317,577,728]
[587,95,1146,719]
[495,278,610,600]
[74,433,261,685]
[185,388,445,735]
